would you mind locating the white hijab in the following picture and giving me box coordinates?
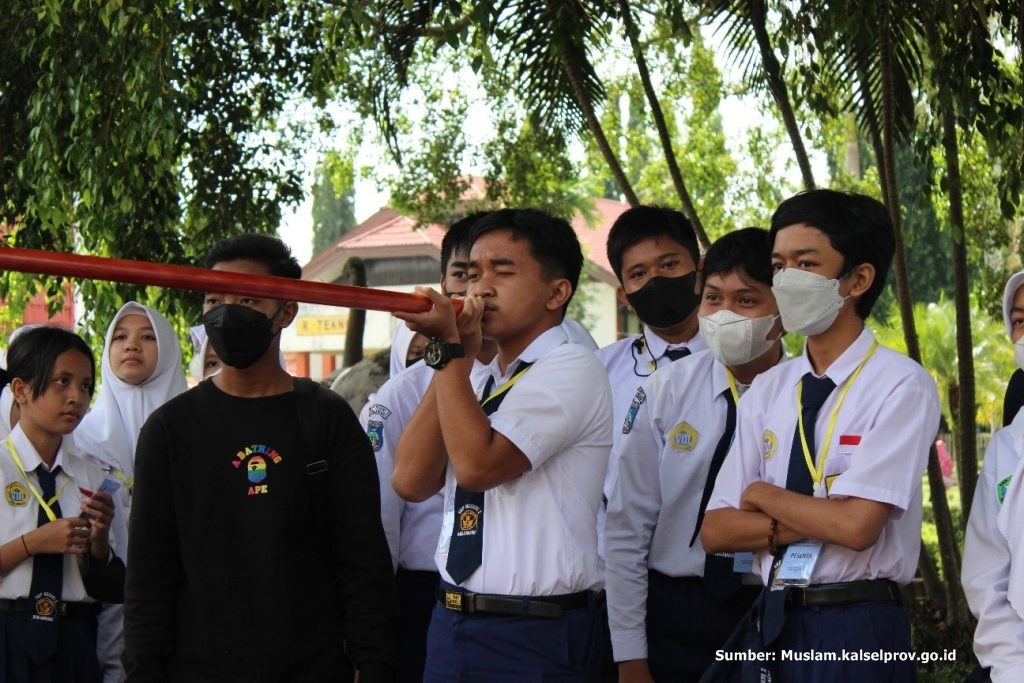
[0,386,15,441]
[76,302,187,476]
[188,324,214,381]
[389,324,417,378]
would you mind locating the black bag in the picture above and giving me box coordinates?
[964,664,992,683]
[698,588,777,683]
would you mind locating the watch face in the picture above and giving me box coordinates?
[425,340,445,367]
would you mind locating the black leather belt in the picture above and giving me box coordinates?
[787,579,902,608]
[0,598,102,618]
[437,585,591,619]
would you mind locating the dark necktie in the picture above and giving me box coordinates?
[691,386,741,602]
[445,363,532,584]
[761,373,835,644]
[26,465,63,663]
[663,347,690,361]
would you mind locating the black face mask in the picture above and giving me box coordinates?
[202,304,280,369]
[625,272,700,329]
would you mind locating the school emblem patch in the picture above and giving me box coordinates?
[5,481,28,507]
[668,422,699,452]
[459,508,479,532]
[367,420,384,453]
[34,593,57,620]
[622,387,647,434]
[763,430,778,462]
[998,474,1013,505]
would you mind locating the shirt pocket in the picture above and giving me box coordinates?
[824,434,861,493]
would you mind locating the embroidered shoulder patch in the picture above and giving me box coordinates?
[763,430,778,462]
[997,474,1012,505]
[622,387,646,434]
[668,422,699,452]
[367,420,385,452]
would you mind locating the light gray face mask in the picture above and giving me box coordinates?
[771,269,848,336]
[698,309,780,366]
[1014,339,1024,372]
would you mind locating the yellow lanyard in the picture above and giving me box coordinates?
[111,467,133,493]
[725,368,740,405]
[5,436,69,522]
[796,340,879,494]
[480,363,532,409]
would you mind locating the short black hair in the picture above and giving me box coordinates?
[4,326,94,399]
[769,190,894,318]
[204,233,302,279]
[606,205,700,283]
[441,212,490,274]
[469,209,583,314]
[703,227,773,286]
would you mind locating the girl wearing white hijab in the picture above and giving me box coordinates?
[963,270,1024,683]
[188,325,222,381]
[75,302,187,683]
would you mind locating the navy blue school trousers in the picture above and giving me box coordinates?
[423,591,607,682]
[395,568,439,683]
[774,600,916,683]
[646,569,761,683]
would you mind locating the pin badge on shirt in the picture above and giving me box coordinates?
[5,481,28,507]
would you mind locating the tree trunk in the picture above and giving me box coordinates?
[940,91,979,523]
[342,257,365,368]
[879,0,971,634]
[874,3,962,623]
[917,541,943,609]
[843,114,860,177]
[561,54,639,206]
[616,0,709,248]
[749,0,815,191]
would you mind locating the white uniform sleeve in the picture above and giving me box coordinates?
[827,379,940,510]
[363,382,406,573]
[963,431,1024,683]
[604,380,661,662]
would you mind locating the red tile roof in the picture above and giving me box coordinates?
[303,197,629,287]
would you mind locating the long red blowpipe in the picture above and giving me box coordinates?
[0,246,457,313]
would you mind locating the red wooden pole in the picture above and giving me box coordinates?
[0,246,446,314]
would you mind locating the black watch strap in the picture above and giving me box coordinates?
[424,337,465,369]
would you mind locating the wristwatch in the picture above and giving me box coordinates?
[423,337,465,369]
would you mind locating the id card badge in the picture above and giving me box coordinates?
[733,552,754,573]
[772,541,822,588]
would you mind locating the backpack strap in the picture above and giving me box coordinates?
[293,378,333,579]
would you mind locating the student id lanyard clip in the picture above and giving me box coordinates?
[795,340,878,498]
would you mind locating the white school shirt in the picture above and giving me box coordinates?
[363,358,490,573]
[596,329,705,557]
[0,424,122,601]
[707,327,939,586]
[435,326,613,595]
[605,350,765,662]
[963,412,1024,683]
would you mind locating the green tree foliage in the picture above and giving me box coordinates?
[311,151,357,254]
[1,0,323,343]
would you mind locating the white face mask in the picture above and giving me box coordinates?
[771,268,848,336]
[699,309,780,366]
[1014,338,1024,372]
